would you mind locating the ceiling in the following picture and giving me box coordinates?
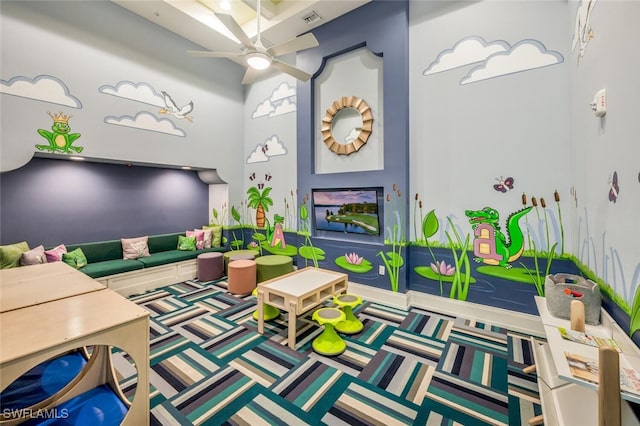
[112,0,371,62]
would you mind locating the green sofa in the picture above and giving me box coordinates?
[66,232,226,279]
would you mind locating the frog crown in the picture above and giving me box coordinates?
[48,111,71,124]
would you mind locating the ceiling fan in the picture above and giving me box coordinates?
[188,0,319,85]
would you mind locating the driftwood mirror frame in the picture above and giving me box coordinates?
[320,96,373,155]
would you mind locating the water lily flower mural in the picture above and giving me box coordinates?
[431,260,455,276]
[345,252,364,265]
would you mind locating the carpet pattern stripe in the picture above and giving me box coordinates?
[116,277,542,424]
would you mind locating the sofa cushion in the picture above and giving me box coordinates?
[137,249,197,268]
[148,233,183,253]
[121,236,150,259]
[66,240,122,264]
[1,241,30,269]
[20,245,48,266]
[62,248,88,269]
[80,259,144,279]
[45,244,67,262]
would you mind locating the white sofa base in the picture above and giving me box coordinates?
[96,259,199,297]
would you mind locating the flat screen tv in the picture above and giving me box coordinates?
[312,187,382,236]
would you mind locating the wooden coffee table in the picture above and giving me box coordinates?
[256,267,348,349]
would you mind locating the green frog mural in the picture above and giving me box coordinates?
[36,111,83,154]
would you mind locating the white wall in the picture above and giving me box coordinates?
[0,1,244,199]
[568,0,640,305]
[243,73,298,229]
[409,1,572,250]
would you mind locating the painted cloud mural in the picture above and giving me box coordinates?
[251,82,296,119]
[104,112,186,137]
[0,75,82,108]
[98,81,164,107]
[423,36,510,75]
[246,134,288,163]
[423,36,564,85]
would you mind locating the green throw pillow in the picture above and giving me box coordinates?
[202,225,223,247]
[0,241,30,269]
[62,248,88,269]
[177,235,196,251]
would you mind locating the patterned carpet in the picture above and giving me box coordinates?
[113,278,543,425]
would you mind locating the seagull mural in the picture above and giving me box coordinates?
[160,91,194,122]
[572,0,598,57]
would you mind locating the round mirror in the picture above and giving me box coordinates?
[321,96,373,155]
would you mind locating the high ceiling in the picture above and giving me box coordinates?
[112,0,371,60]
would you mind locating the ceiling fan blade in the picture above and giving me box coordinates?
[271,59,312,82]
[215,13,255,50]
[268,33,319,57]
[241,67,260,85]
[188,50,245,58]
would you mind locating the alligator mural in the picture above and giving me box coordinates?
[465,206,532,268]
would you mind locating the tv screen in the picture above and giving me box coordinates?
[312,188,381,236]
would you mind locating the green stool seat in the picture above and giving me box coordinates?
[334,294,363,335]
[312,308,347,356]
[255,255,294,283]
[252,287,280,321]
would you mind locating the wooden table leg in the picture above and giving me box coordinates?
[257,289,264,334]
[288,301,297,349]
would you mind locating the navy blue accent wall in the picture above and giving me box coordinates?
[296,0,410,290]
[0,158,209,247]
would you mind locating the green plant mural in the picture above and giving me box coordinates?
[298,194,324,267]
[36,111,83,154]
[247,186,273,228]
[229,205,243,250]
[379,184,405,292]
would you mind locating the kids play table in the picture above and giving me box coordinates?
[256,267,348,349]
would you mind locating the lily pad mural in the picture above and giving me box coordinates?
[299,245,325,263]
[415,266,477,284]
[335,253,373,273]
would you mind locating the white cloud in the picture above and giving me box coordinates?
[252,99,275,118]
[247,146,269,163]
[104,111,185,137]
[423,37,510,76]
[98,81,164,106]
[269,98,296,117]
[0,75,82,108]
[270,82,296,102]
[263,135,287,156]
[460,39,564,85]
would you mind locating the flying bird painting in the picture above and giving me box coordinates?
[160,91,194,122]
[572,0,597,57]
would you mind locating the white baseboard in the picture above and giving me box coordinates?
[348,281,544,337]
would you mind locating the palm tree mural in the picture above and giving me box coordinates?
[247,186,273,227]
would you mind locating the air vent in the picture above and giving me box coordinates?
[302,10,322,25]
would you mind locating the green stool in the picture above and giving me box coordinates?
[311,308,347,356]
[334,294,363,334]
[255,255,294,283]
[252,287,280,321]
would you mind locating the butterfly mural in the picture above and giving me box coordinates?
[494,176,514,193]
[249,172,256,181]
[608,171,620,203]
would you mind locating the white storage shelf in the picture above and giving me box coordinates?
[532,296,640,426]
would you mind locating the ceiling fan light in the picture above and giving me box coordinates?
[246,52,271,70]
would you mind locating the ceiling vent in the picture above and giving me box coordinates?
[302,10,322,25]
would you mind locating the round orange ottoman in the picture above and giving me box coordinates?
[227,259,257,296]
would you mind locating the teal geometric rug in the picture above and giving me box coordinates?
[114,278,542,425]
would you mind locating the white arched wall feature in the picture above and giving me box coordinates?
[314,47,383,174]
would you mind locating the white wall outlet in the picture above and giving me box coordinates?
[590,89,606,117]
[379,265,385,275]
